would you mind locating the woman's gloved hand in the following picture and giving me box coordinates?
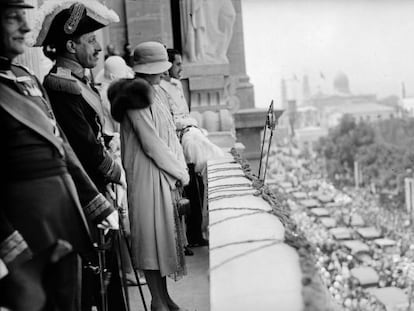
[179,171,190,187]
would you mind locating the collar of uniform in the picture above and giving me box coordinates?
[55,56,85,79]
[0,56,12,71]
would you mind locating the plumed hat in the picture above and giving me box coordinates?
[0,0,34,8]
[31,0,119,47]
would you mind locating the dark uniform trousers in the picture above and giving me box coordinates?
[184,163,205,245]
[0,249,80,311]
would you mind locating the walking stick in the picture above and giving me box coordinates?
[112,184,148,311]
[97,229,109,311]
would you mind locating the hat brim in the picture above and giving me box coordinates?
[133,61,172,75]
[2,4,34,8]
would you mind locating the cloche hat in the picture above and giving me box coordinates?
[133,41,172,75]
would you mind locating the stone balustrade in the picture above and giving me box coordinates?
[206,156,303,310]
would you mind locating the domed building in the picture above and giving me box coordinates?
[333,72,351,94]
[282,71,397,149]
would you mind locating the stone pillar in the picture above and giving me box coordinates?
[179,0,251,149]
[234,108,267,170]
[103,0,128,52]
[124,0,173,48]
[227,0,254,110]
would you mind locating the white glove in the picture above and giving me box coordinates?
[180,171,190,187]
[106,183,126,208]
[0,259,8,280]
[97,210,119,231]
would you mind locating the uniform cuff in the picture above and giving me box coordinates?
[0,231,32,271]
[98,155,122,184]
[84,194,114,223]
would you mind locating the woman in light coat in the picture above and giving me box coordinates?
[109,41,189,311]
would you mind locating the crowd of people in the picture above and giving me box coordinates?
[269,143,414,311]
[0,0,222,310]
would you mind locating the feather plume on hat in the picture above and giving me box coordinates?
[28,0,119,47]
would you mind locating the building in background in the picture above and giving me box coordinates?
[279,71,397,149]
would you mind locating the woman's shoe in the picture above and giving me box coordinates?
[184,246,194,256]
[188,239,209,247]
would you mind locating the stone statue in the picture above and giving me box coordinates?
[180,0,236,64]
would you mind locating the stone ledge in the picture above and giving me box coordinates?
[183,63,230,77]
[189,76,225,91]
[207,131,236,149]
[234,108,267,129]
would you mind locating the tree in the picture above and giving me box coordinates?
[316,115,414,207]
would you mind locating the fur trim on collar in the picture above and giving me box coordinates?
[108,77,152,123]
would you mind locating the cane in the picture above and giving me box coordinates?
[112,184,148,311]
[97,229,109,311]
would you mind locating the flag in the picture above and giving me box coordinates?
[320,72,325,80]
[402,82,406,99]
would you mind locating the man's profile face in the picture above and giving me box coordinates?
[169,54,182,79]
[72,32,102,69]
[0,8,30,60]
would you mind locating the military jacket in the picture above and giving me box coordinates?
[44,57,122,192]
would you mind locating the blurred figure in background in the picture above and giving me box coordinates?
[105,43,119,60]
[122,42,133,67]
[95,55,134,134]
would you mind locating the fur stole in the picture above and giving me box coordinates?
[108,77,152,123]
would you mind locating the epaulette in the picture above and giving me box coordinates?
[11,63,35,76]
[43,67,81,95]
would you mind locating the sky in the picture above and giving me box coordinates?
[242,0,414,108]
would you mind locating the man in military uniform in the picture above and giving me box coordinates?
[35,1,127,310]
[0,0,118,310]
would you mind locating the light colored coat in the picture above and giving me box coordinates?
[120,85,188,277]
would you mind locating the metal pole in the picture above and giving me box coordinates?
[258,100,274,180]
[263,102,276,185]
[258,115,269,180]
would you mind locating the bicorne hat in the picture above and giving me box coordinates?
[31,0,119,47]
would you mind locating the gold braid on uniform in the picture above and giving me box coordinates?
[64,3,85,34]
[43,70,82,95]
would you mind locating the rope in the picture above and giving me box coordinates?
[209,210,266,227]
[210,240,283,271]
[208,161,237,168]
[209,174,246,182]
[209,192,257,202]
[209,207,271,213]
[208,183,252,191]
[208,185,253,195]
[208,166,241,174]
